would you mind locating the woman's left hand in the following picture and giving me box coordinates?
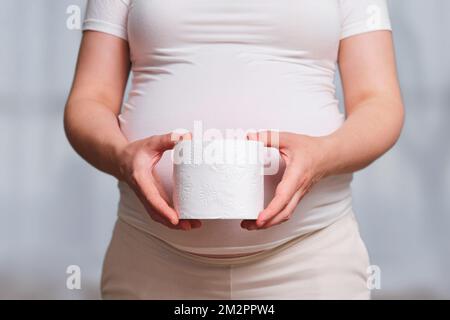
[241,131,331,231]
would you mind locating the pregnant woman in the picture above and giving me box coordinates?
[64,0,404,299]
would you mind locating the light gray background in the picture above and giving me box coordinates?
[0,0,449,299]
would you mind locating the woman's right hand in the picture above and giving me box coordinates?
[116,132,201,231]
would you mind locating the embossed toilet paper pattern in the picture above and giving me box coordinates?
[173,140,264,219]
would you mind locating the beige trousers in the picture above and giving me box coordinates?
[101,211,371,300]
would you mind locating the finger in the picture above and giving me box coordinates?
[246,131,258,141]
[152,169,171,203]
[259,189,304,229]
[149,203,196,231]
[150,211,198,231]
[250,131,284,149]
[154,216,195,231]
[177,219,202,230]
[241,219,258,231]
[150,212,183,230]
[152,169,201,229]
[256,165,302,227]
[181,132,192,141]
[242,187,304,231]
[178,220,192,231]
[134,173,179,225]
[149,132,181,152]
[189,219,202,228]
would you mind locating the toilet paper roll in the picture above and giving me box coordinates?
[173,139,264,219]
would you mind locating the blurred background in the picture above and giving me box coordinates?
[0,0,449,299]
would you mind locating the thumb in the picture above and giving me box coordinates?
[247,130,283,149]
[150,132,191,152]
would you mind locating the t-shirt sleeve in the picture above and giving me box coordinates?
[339,0,392,40]
[82,0,130,41]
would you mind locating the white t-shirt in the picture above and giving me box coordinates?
[83,0,391,255]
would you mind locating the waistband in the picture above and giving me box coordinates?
[118,211,354,266]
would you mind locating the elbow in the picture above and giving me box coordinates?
[380,99,405,155]
[63,102,71,141]
[63,100,77,149]
[391,100,405,148]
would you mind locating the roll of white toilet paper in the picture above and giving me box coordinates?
[173,139,264,219]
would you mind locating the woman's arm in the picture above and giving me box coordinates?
[325,30,404,174]
[64,31,199,230]
[64,31,130,179]
[242,31,404,230]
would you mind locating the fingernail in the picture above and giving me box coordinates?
[171,132,181,143]
[247,132,257,140]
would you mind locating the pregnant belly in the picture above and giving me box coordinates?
[119,82,344,195]
[120,46,343,142]
[116,93,351,255]
[115,49,351,254]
